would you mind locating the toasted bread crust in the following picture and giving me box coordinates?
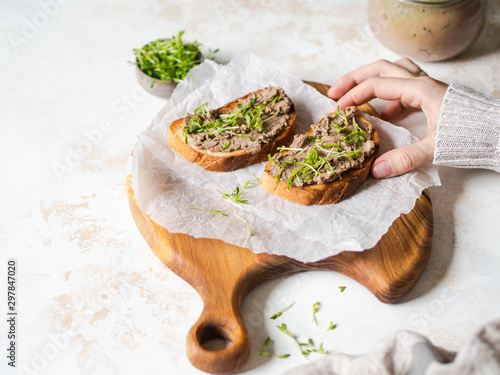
[261,115,380,205]
[167,89,296,172]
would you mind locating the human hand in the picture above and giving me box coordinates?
[327,58,448,178]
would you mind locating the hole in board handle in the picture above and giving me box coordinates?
[198,324,233,352]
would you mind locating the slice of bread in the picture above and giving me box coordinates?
[261,112,380,205]
[168,87,296,172]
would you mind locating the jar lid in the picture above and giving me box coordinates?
[400,0,465,4]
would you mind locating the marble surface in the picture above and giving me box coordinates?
[1,0,500,374]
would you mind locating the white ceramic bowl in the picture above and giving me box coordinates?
[134,38,204,98]
[135,65,177,98]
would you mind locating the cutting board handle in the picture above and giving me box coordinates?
[186,300,251,374]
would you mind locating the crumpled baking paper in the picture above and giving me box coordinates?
[128,53,440,263]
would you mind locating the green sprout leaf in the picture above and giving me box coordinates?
[276,323,293,338]
[182,127,188,144]
[276,324,311,361]
[217,187,248,204]
[258,351,291,358]
[257,337,290,359]
[298,338,329,356]
[243,178,261,189]
[194,102,208,115]
[333,105,349,128]
[339,286,346,293]
[311,302,320,324]
[314,343,329,355]
[327,322,337,331]
[270,302,296,320]
[268,154,277,162]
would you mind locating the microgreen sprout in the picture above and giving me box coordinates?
[243,178,261,189]
[339,286,346,293]
[327,322,337,331]
[257,337,290,359]
[299,339,329,355]
[193,102,208,115]
[277,146,305,152]
[332,105,349,131]
[182,127,188,144]
[235,214,254,237]
[276,323,293,338]
[336,116,367,145]
[270,302,296,320]
[217,187,248,204]
[311,302,320,324]
[185,206,228,216]
[315,343,328,355]
[276,323,310,361]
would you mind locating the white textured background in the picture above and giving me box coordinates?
[1,0,500,374]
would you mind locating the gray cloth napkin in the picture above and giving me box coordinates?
[284,318,500,375]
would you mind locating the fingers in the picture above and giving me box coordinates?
[326,57,442,178]
[327,59,418,100]
[336,76,424,109]
[381,100,405,120]
[336,75,448,127]
[371,136,435,178]
[392,57,426,76]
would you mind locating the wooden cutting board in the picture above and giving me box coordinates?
[126,82,433,374]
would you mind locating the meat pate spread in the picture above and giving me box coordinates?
[181,87,293,154]
[267,107,376,188]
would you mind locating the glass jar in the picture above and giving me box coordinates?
[368,0,487,62]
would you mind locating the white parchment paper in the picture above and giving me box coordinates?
[128,53,440,262]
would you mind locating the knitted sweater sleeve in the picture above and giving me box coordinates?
[433,84,500,172]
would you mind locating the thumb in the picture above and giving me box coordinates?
[371,137,435,178]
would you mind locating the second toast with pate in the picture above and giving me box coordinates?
[261,106,380,205]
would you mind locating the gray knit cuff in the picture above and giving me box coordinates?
[433,83,500,172]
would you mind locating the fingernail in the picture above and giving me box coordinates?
[372,161,392,178]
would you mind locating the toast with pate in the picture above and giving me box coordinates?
[261,106,379,205]
[168,87,296,171]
